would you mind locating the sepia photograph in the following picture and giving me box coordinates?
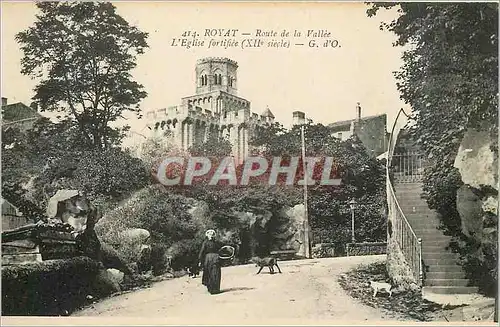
[1,1,498,325]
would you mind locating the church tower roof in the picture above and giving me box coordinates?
[262,106,275,118]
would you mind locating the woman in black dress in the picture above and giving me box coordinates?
[198,229,222,294]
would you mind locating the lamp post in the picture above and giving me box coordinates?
[301,125,311,259]
[349,199,357,244]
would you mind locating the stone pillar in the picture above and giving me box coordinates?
[244,128,249,158]
[181,123,185,150]
[238,125,245,164]
[174,122,182,150]
[230,126,238,160]
[185,123,190,150]
[191,122,197,147]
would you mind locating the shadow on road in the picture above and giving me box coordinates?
[219,287,255,293]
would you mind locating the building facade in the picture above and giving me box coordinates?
[327,103,389,158]
[144,57,276,162]
[1,97,42,132]
[140,59,388,161]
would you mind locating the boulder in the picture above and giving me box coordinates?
[118,228,150,244]
[456,185,484,239]
[107,268,125,285]
[275,204,305,254]
[453,128,497,190]
[454,128,498,241]
[93,268,121,297]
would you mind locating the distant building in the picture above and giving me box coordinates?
[327,102,389,158]
[143,57,280,162]
[1,97,42,132]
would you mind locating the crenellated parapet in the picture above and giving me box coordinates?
[196,57,238,67]
[139,58,281,162]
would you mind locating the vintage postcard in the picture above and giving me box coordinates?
[1,1,498,326]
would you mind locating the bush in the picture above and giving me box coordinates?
[150,243,169,276]
[167,238,204,271]
[96,185,208,271]
[2,257,101,316]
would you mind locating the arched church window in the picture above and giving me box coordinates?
[201,75,208,86]
[215,74,222,85]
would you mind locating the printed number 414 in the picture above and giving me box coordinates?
[182,31,198,37]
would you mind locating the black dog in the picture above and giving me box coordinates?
[186,263,201,278]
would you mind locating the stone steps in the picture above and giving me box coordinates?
[393,181,477,295]
[422,252,459,260]
[425,278,470,287]
[423,286,479,295]
[418,237,453,244]
[422,244,452,252]
[416,231,452,238]
[426,264,464,272]
[426,271,466,279]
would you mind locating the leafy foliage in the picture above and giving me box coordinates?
[250,122,387,244]
[171,121,387,247]
[188,134,233,157]
[367,2,498,293]
[2,117,150,215]
[367,1,498,181]
[16,2,149,148]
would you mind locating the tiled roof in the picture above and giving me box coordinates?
[327,113,386,129]
[2,102,42,123]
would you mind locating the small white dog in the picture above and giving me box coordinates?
[369,280,393,297]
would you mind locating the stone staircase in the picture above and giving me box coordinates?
[394,182,478,294]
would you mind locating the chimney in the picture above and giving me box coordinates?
[292,111,306,125]
[356,102,361,121]
[30,102,38,111]
[1,97,7,106]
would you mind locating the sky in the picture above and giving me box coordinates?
[1,1,409,134]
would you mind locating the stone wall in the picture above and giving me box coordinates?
[386,235,419,291]
[355,114,387,158]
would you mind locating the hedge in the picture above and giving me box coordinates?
[2,256,101,316]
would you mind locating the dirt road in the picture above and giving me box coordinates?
[73,255,408,324]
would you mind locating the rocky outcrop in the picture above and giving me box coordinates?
[454,129,497,190]
[456,185,484,239]
[454,128,498,241]
[272,204,305,255]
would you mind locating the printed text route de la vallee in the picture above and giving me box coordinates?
[202,28,332,38]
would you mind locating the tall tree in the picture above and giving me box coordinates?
[16,2,149,148]
[367,2,498,297]
[367,3,498,160]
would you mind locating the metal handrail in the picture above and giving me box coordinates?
[386,108,423,286]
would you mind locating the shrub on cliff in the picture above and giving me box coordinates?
[96,184,208,269]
